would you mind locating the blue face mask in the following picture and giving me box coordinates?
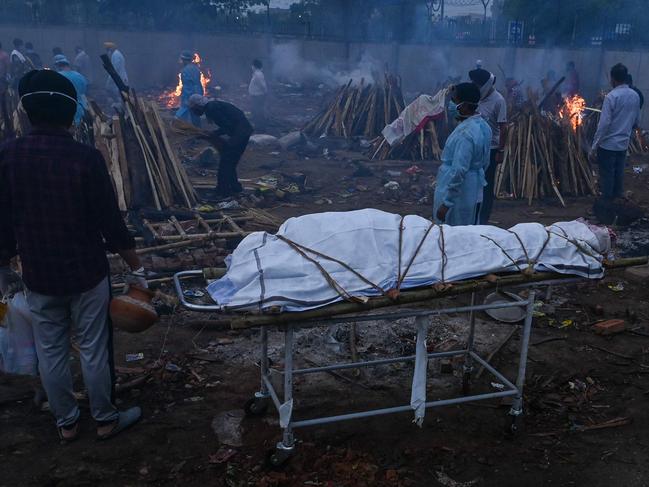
[448,101,465,120]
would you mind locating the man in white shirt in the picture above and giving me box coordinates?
[103,42,128,108]
[74,46,93,85]
[469,68,508,224]
[590,63,641,200]
[248,59,268,131]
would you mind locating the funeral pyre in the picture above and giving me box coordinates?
[496,94,597,206]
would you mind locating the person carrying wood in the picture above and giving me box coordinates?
[433,83,492,226]
[0,69,145,443]
[590,63,640,201]
[469,68,508,225]
[189,94,253,198]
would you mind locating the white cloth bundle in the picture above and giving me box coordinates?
[382,89,447,146]
[208,209,608,312]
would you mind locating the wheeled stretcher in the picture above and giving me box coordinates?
[174,269,590,466]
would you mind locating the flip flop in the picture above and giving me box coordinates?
[97,406,142,441]
[58,421,80,444]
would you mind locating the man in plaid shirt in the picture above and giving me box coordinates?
[0,69,143,442]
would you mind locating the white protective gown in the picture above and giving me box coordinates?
[433,114,492,226]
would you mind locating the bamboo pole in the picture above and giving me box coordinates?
[225,256,649,329]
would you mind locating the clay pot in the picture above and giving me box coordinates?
[110,286,159,333]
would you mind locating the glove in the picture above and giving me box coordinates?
[125,266,149,289]
[0,267,23,298]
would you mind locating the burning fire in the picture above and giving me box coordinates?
[559,94,586,130]
[159,52,212,109]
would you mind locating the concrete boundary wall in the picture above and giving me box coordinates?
[2,25,648,124]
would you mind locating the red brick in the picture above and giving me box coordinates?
[592,319,626,335]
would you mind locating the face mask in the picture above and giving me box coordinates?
[20,90,79,108]
[448,101,467,120]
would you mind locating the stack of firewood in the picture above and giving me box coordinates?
[368,119,444,161]
[90,97,197,212]
[95,54,197,211]
[629,129,649,154]
[495,102,597,206]
[303,73,405,138]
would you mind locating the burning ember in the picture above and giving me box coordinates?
[559,94,586,130]
[159,52,212,109]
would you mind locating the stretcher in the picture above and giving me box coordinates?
[173,263,644,466]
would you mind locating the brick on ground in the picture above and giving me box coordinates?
[592,319,626,336]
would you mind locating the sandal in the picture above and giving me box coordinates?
[58,421,80,444]
[97,406,142,441]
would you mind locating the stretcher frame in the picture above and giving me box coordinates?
[174,270,579,464]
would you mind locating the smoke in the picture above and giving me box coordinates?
[270,43,380,87]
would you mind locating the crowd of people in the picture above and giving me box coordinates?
[0,37,129,126]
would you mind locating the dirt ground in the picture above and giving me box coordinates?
[2,84,649,487]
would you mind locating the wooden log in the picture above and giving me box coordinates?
[150,102,196,207]
[112,116,132,208]
[134,231,248,243]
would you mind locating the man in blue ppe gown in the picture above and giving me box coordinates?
[175,50,203,127]
[53,54,88,126]
[433,82,492,226]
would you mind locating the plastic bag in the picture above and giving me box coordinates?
[0,292,38,376]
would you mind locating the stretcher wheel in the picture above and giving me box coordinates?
[504,415,520,439]
[266,448,293,469]
[244,397,269,417]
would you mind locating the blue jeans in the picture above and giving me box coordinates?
[597,148,626,199]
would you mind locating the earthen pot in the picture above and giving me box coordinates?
[110,286,159,333]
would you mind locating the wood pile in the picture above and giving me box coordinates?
[629,129,649,154]
[109,209,280,279]
[303,73,405,138]
[368,119,443,161]
[90,96,197,212]
[495,102,597,206]
[96,54,197,211]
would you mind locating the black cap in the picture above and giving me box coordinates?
[19,69,77,128]
[454,82,481,105]
[469,68,491,87]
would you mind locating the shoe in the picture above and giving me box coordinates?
[58,420,80,444]
[97,406,142,440]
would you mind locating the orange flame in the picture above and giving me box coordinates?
[200,69,211,96]
[159,52,211,108]
[559,94,586,131]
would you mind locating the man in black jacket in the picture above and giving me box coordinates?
[189,94,253,197]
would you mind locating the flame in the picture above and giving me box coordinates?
[200,69,211,96]
[158,52,211,108]
[559,94,586,130]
